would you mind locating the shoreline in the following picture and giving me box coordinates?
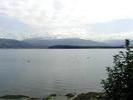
[0,92,106,100]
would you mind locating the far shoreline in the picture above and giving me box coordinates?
[0,46,131,49]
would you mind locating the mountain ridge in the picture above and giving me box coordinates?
[0,37,130,48]
[23,38,107,48]
[0,38,31,48]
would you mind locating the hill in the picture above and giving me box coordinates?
[23,38,107,48]
[0,38,31,48]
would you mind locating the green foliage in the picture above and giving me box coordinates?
[101,49,133,100]
[65,93,75,98]
[73,92,105,100]
[45,96,52,100]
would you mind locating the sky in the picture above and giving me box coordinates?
[0,0,133,41]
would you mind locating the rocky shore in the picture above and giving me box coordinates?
[0,92,106,100]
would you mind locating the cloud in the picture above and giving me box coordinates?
[53,0,63,10]
[89,19,133,33]
[0,0,133,40]
[0,14,32,33]
[1,0,133,27]
[0,14,34,39]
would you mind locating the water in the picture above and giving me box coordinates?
[0,49,122,97]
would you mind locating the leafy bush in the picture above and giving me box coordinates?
[101,47,133,100]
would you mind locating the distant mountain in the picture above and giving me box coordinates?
[23,38,107,48]
[0,38,31,48]
[104,39,133,47]
[0,38,131,48]
[104,40,125,46]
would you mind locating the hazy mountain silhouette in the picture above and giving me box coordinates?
[0,38,31,48]
[23,38,107,48]
[0,38,131,48]
[104,39,133,46]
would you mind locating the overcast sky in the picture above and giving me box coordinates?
[0,0,133,41]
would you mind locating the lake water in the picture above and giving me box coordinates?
[0,49,123,97]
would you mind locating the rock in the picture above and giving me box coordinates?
[0,95,29,99]
[73,92,106,100]
[65,93,76,98]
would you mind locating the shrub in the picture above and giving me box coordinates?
[101,45,133,100]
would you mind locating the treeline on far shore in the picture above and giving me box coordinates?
[0,45,133,49]
[48,45,132,49]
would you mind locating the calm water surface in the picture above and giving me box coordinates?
[0,49,123,97]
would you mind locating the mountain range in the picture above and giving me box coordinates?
[0,38,31,48]
[0,38,130,48]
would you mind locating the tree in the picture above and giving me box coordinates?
[101,40,133,100]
